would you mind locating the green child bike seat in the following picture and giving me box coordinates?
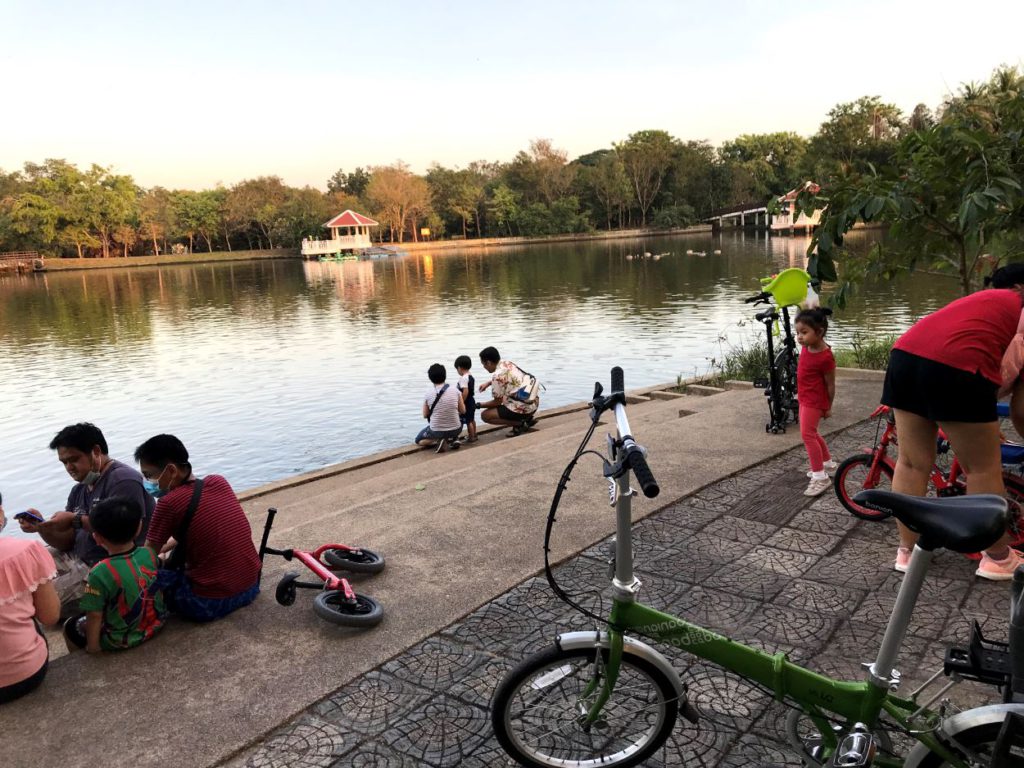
[759,268,811,308]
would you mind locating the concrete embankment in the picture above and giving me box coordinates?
[0,370,886,768]
[39,248,298,272]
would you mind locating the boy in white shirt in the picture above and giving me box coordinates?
[415,363,466,453]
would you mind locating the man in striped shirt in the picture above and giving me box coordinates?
[135,434,261,622]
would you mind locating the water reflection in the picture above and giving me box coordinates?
[0,232,960,521]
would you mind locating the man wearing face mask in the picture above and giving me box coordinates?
[134,433,260,622]
[18,423,153,614]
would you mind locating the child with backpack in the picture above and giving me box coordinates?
[415,363,466,453]
[454,355,478,443]
[63,496,165,653]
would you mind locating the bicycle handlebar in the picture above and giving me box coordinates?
[608,366,660,498]
[744,291,771,304]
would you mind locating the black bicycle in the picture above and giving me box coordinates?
[745,291,799,433]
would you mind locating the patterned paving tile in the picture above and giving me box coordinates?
[314,672,431,736]
[704,562,793,602]
[772,578,866,617]
[734,546,820,578]
[700,516,779,547]
[381,694,489,767]
[381,636,489,693]
[763,527,842,554]
[739,604,838,650]
[329,742,419,768]
[246,717,353,768]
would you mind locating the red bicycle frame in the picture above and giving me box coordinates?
[860,405,967,496]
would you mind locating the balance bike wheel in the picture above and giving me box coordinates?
[275,572,300,606]
[313,590,384,627]
[323,547,386,574]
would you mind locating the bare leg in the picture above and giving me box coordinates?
[938,419,1011,554]
[480,407,520,427]
[890,409,939,549]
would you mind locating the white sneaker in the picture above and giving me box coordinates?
[805,460,838,478]
[804,476,832,497]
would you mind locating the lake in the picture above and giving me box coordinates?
[0,230,959,525]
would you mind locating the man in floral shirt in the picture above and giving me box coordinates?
[477,346,539,436]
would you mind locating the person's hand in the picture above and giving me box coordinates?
[823,409,832,419]
[478,381,490,392]
[17,508,47,533]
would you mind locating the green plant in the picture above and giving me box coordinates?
[707,333,769,382]
[834,332,896,370]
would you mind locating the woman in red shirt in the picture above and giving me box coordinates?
[883,269,1024,580]
[795,309,837,498]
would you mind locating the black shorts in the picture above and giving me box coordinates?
[881,349,997,423]
[497,405,532,423]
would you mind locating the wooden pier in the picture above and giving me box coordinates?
[0,251,44,272]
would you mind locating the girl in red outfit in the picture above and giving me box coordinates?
[795,308,836,497]
[883,268,1024,580]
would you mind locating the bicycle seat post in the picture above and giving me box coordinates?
[868,545,934,690]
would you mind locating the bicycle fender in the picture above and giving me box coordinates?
[902,703,1024,768]
[555,630,685,701]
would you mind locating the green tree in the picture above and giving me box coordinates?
[797,66,1024,303]
[615,130,676,226]
[327,167,371,197]
[576,152,631,229]
[806,96,904,182]
[487,183,519,236]
[138,187,175,255]
[718,132,808,199]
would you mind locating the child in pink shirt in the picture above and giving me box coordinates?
[0,498,61,704]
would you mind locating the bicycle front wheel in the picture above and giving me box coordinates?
[491,645,678,768]
[834,453,895,520]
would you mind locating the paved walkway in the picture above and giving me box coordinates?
[2,371,1008,768]
[226,418,1008,767]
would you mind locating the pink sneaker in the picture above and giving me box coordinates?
[894,547,912,573]
[976,549,1024,581]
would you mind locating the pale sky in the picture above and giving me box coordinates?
[2,0,1022,190]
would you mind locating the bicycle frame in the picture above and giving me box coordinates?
[589,402,965,766]
[257,509,358,599]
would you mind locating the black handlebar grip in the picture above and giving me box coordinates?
[611,366,624,393]
[627,447,660,498]
[744,292,769,303]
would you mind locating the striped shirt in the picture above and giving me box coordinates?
[146,475,261,599]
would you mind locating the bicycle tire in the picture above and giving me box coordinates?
[915,720,1003,767]
[312,590,384,627]
[322,547,386,574]
[491,645,678,768]
[833,453,895,520]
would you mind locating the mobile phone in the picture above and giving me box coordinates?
[14,511,45,523]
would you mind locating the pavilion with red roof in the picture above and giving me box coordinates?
[301,209,379,257]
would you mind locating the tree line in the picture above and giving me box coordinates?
[0,80,992,258]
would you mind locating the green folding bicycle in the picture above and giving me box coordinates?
[490,366,1024,767]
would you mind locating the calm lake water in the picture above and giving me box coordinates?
[0,231,959,527]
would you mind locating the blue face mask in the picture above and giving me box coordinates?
[143,479,166,498]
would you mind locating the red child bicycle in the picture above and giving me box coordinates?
[834,404,1024,557]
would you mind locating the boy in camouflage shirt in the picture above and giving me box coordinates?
[63,496,165,653]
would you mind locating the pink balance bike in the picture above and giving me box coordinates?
[257,507,385,627]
